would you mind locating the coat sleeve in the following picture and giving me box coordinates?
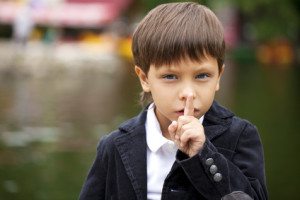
[176,121,268,200]
[79,136,108,200]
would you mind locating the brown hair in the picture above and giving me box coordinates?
[132,2,225,105]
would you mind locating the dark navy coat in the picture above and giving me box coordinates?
[79,101,268,200]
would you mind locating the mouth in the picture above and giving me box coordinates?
[175,108,200,116]
[175,110,184,115]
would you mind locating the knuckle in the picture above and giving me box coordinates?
[178,116,185,121]
[181,125,188,132]
[180,134,187,142]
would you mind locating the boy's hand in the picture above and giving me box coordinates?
[168,95,206,157]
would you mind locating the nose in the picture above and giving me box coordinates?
[179,84,196,101]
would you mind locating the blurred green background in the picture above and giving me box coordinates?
[0,0,299,199]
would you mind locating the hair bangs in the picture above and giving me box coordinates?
[150,30,217,68]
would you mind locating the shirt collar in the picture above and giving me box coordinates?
[146,103,204,153]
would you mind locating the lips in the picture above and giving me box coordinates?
[175,109,200,115]
[175,110,184,115]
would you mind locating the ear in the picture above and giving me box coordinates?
[135,66,151,92]
[215,65,225,91]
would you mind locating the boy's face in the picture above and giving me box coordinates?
[135,56,224,130]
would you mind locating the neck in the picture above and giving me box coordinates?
[161,127,172,140]
[153,106,172,140]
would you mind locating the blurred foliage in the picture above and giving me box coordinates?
[137,0,211,12]
[226,0,300,41]
[135,0,300,42]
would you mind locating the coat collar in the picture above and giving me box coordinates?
[114,110,148,200]
[114,101,234,199]
[203,101,234,140]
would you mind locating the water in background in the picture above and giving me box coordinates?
[0,41,299,199]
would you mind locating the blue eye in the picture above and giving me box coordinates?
[162,74,177,80]
[195,73,209,79]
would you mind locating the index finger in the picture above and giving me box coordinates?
[184,94,194,116]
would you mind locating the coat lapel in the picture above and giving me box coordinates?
[114,111,148,200]
[203,101,234,141]
[204,123,230,141]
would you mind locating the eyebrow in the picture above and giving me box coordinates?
[158,63,214,73]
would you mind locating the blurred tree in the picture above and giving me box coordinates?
[136,0,210,12]
[226,0,300,42]
[133,0,299,43]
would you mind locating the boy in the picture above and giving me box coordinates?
[79,2,267,200]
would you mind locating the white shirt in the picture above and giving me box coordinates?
[146,104,204,200]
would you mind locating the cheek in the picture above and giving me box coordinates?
[151,84,173,98]
[152,89,171,102]
[196,86,216,104]
[196,85,213,96]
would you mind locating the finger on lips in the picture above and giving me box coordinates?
[168,94,196,148]
[184,94,194,116]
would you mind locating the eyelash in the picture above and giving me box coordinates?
[161,73,210,80]
[162,74,177,80]
[195,73,210,79]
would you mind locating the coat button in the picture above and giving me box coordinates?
[213,173,222,182]
[209,165,218,175]
[205,158,214,166]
